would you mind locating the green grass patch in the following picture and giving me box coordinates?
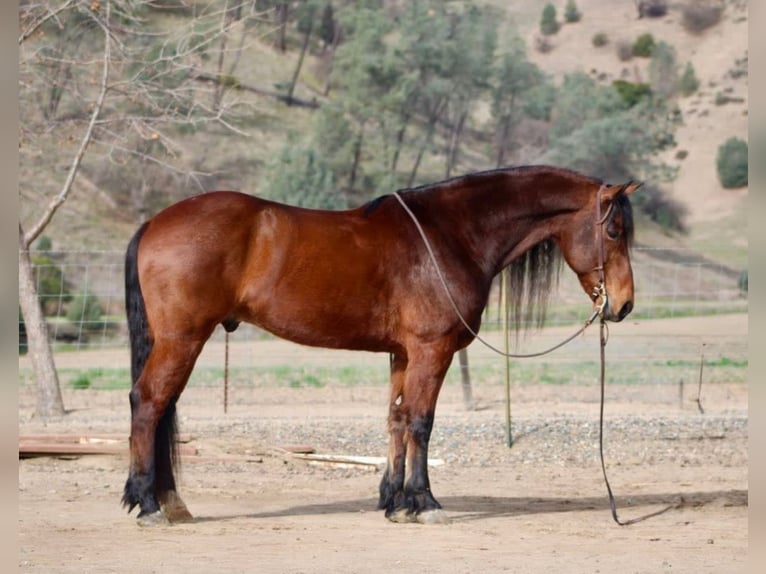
[664,357,747,369]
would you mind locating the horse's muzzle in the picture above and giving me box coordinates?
[614,300,633,322]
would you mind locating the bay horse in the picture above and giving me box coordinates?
[122,165,639,526]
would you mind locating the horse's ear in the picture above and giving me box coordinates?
[621,181,643,196]
[600,181,642,201]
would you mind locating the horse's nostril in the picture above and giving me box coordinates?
[618,301,633,321]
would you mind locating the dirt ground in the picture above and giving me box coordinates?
[18,316,749,574]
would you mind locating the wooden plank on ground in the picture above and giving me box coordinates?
[19,440,198,459]
[18,433,194,443]
[291,453,445,468]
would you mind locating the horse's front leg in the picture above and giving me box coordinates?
[379,353,408,519]
[382,344,453,524]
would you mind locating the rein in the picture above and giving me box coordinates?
[394,185,633,526]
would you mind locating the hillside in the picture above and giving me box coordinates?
[517,0,748,265]
[21,0,748,271]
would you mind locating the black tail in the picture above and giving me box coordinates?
[123,222,180,512]
[125,222,151,385]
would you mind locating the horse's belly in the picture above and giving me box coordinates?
[239,288,394,353]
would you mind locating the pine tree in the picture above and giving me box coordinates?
[540,4,559,35]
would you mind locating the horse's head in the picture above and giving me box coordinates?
[559,181,641,322]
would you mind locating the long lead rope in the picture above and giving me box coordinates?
[598,318,625,524]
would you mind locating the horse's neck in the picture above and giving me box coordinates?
[431,175,586,276]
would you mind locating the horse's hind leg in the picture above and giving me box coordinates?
[123,337,204,525]
[155,398,192,524]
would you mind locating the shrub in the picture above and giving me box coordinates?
[70,373,92,390]
[66,292,103,328]
[564,0,582,23]
[632,33,655,57]
[714,91,744,106]
[716,137,748,188]
[540,4,559,35]
[32,255,72,316]
[616,41,633,61]
[612,80,652,108]
[35,235,53,251]
[679,62,699,96]
[681,2,723,34]
[535,34,554,53]
[648,41,679,99]
[638,0,669,18]
[592,32,608,47]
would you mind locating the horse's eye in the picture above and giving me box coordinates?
[606,221,621,240]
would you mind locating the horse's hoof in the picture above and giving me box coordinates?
[416,509,451,525]
[386,508,418,524]
[161,492,194,523]
[165,507,194,523]
[136,510,169,527]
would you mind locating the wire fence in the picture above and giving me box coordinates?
[18,247,748,391]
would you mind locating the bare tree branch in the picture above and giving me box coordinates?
[19,0,77,45]
[22,0,111,248]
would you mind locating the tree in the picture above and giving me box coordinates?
[491,34,544,167]
[545,75,681,185]
[287,0,322,103]
[261,141,344,208]
[548,72,624,140]
[19,0,257,417]
[211,1,256,112]
[540,4,559,35]
[331,4,395,194]
[318,2,336,51]
[441,3,497,177]
[19,0,112,417]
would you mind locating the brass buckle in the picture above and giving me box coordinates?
[592,282,608,317]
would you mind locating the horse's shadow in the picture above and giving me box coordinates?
[190,488,747,525]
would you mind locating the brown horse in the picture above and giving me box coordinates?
[122,165,639,525]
